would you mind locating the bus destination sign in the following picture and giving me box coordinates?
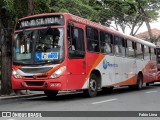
[16,15,64,30]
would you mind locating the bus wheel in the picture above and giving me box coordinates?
[84,74,98,97]
[136,74,143,89]
[44,90,58,98]
[146,83,150,86]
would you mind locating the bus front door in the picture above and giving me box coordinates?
[67,23,86,90]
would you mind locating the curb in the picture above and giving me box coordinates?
[0,94,45,100]
[0,91,83,100]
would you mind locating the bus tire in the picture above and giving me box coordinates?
[146,83,150,86]
[44,90,58,98]
[135,73,143,89]
[84,74,98,97]
[129,73,143,90]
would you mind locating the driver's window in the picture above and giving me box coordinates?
[36,28,61,52]
[67,24,85,59]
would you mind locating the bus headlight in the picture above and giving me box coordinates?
[50,66,66,78]
[12,69,22,79]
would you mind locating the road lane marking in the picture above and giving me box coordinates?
[92,98,118,105]
[146,91,158,94]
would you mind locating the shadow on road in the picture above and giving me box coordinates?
[1,83,159,105]
[25,84,160,102]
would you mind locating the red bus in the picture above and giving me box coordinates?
[12,13,157,98]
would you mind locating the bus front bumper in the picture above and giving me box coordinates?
[11,76,67,91]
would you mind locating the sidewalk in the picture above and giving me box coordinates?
[0,80,43,99]
[0,89,82,100]
[0,89,44,100]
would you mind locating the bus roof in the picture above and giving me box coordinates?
[18,12,156,48]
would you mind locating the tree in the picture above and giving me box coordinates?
[101,0,160,36]
[0,0,28,95]
[48,0,106,22]
[0,0,102,95]
[0,29,12,95]
[136,0,160,40]
[28,0,34,15]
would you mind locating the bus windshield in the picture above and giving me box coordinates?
[13,27,64,65]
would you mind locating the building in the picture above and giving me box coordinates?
[135,28,160,45]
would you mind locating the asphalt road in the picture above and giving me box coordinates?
[1,83,160,120]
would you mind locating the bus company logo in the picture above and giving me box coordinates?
[103,59,118,69]
[103,59,108,69]
[33,75,36,79]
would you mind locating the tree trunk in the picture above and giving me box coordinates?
[28,0,34,15]
[0,18,3,94]
[136,0,153,41]
[145,20,153,42]
[0,29,13,95]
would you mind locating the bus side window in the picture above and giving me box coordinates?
[136,43,143,60]
[144,45,150,60]
[123,39,128,57]
[100,31,113,54]
[114,36,125,56]
[151,48,156,61]
[122,38,126,56]
[149,47,151,60]
[86,26,100,52]
[126,40,135,58]
[156,48,160,64]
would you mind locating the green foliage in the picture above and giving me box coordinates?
[100,0,160,35]
[3,0,14,13]
[0,0,103,28]
[50,0,101,22]
[34,0,52,14]
[0,0,28,28]
[0,0,160,35]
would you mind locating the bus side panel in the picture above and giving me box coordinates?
[142,61,157,83]
[82,53,105,89]
[67,59,87,90]
[114,56,137,85]
[101,55,115,86]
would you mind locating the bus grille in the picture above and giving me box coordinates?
[25,81,44,86]
[24,76,48,79]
